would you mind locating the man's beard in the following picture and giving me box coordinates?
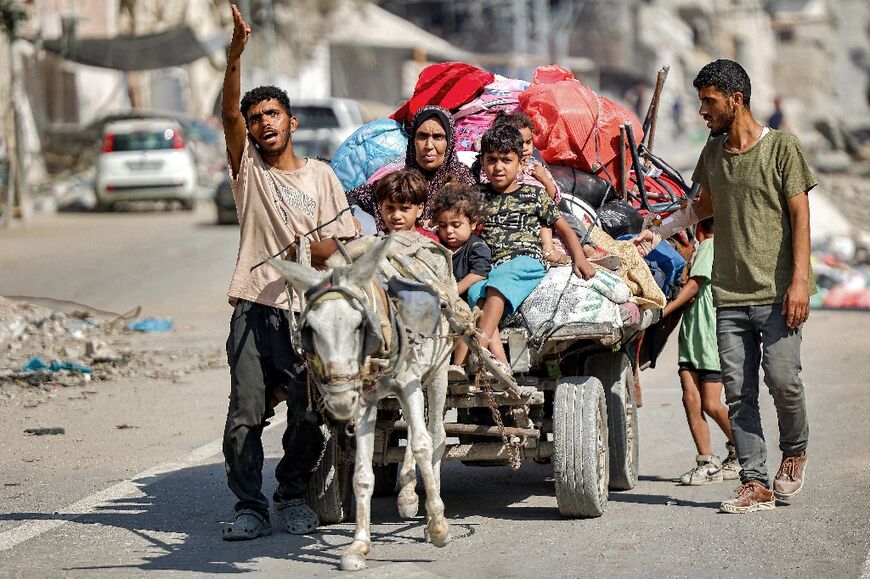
[709,105,736,137]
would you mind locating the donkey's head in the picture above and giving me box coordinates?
[266,237,392,422]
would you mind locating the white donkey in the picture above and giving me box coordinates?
[267,235,452,571]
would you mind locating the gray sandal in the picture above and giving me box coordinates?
[222,509,273,541]
[276,498,320,535]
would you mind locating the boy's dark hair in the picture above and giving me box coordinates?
[479,124,523,158]
[697,217,715,234]
[492,110,534,133]
[374,168,428,206]
[692,59,752,108]
[432,181,484,224]
[240,85,293,124]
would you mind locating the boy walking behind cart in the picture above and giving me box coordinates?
[662,218,739,485]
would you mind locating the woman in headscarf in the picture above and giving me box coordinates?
[349,105,475,231]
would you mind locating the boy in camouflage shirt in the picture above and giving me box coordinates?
[465,125,596,365]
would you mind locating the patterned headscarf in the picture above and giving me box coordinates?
[349,105,475,228]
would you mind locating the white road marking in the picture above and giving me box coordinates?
[0,416,287,553]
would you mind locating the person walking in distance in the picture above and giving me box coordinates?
[220,4,356,539]
[633,59,817,513]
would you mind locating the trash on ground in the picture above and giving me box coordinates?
[128,318,174,332]
[24,427,65,436]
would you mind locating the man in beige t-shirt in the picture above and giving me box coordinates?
[220,5,355,541]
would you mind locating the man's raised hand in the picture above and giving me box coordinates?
[229,4,251,62]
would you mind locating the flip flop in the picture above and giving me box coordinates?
[276,498,320,535]
[222,509,273,541]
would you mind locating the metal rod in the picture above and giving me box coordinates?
[379,420,541,440]
[618,125,628,200]
[384,441,554,463]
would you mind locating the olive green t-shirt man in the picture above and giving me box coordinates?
[692,129,818,307]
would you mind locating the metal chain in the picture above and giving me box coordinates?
[476,371,524,470]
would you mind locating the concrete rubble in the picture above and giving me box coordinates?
[0,296,224,407]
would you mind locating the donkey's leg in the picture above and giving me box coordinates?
[397,436,419,518]
[341,403,377,572]
[400,380,450,548]
[426,360,449,492]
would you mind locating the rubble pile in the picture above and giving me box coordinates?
[0,297,224,407]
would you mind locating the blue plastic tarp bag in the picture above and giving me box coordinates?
[331,118,407,191]
[618,234,687,294]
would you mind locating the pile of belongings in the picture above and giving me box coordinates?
[331,61,694,337]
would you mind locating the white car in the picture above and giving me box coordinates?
[94,118,198,211]
[291,99,365,157]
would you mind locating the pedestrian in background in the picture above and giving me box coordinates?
[219,4,356,540]
[662,218,738,485]
[633,59,817,514]
[768,96,791,132]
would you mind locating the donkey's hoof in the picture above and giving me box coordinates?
[397,494,419,519]
[427,519,451,548]
[340,553,367,571]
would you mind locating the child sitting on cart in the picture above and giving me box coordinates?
[464,124,597,366]
[432,181,493,376]
[375,167,439,241]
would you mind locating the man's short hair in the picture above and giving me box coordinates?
[693,59,752,108]
[432,181,485,224]
[697,217,715,234]
[374,168,428,206]
[240,85,293,123]
[479,124,523,158]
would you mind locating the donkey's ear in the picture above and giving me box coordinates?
[264,255,328,293]
[346,235,393,287]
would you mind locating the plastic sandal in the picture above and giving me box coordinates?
[222,509,273,541]
[276,498,320,535]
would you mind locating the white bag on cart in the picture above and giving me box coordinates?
[511,266,630,337]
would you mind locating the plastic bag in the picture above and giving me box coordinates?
[599,200,643,239]
[549,165,616,209]
[519,65,642,192]
[331,118,407,191]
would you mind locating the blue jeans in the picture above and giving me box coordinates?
[716,304,809,485]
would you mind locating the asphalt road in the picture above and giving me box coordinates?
[1,206,868,578]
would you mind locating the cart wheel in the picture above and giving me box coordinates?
[552,376,609,518]
[585,352,639,490]
[305,424,353,524]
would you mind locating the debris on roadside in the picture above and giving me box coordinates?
[24,427,65,436]
[811,234,870,309]
[128,318,174,332]
[1,296,225,408]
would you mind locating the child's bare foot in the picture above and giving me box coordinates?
[544,250,572,266]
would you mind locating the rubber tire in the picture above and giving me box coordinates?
[305,425,353,524]
[552,376,609,518]
[585,352,639,491]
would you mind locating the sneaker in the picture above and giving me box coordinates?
[719,480,775,514]
[679,455,724,485]
[721,456,741,481]
[773,451,807,501]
